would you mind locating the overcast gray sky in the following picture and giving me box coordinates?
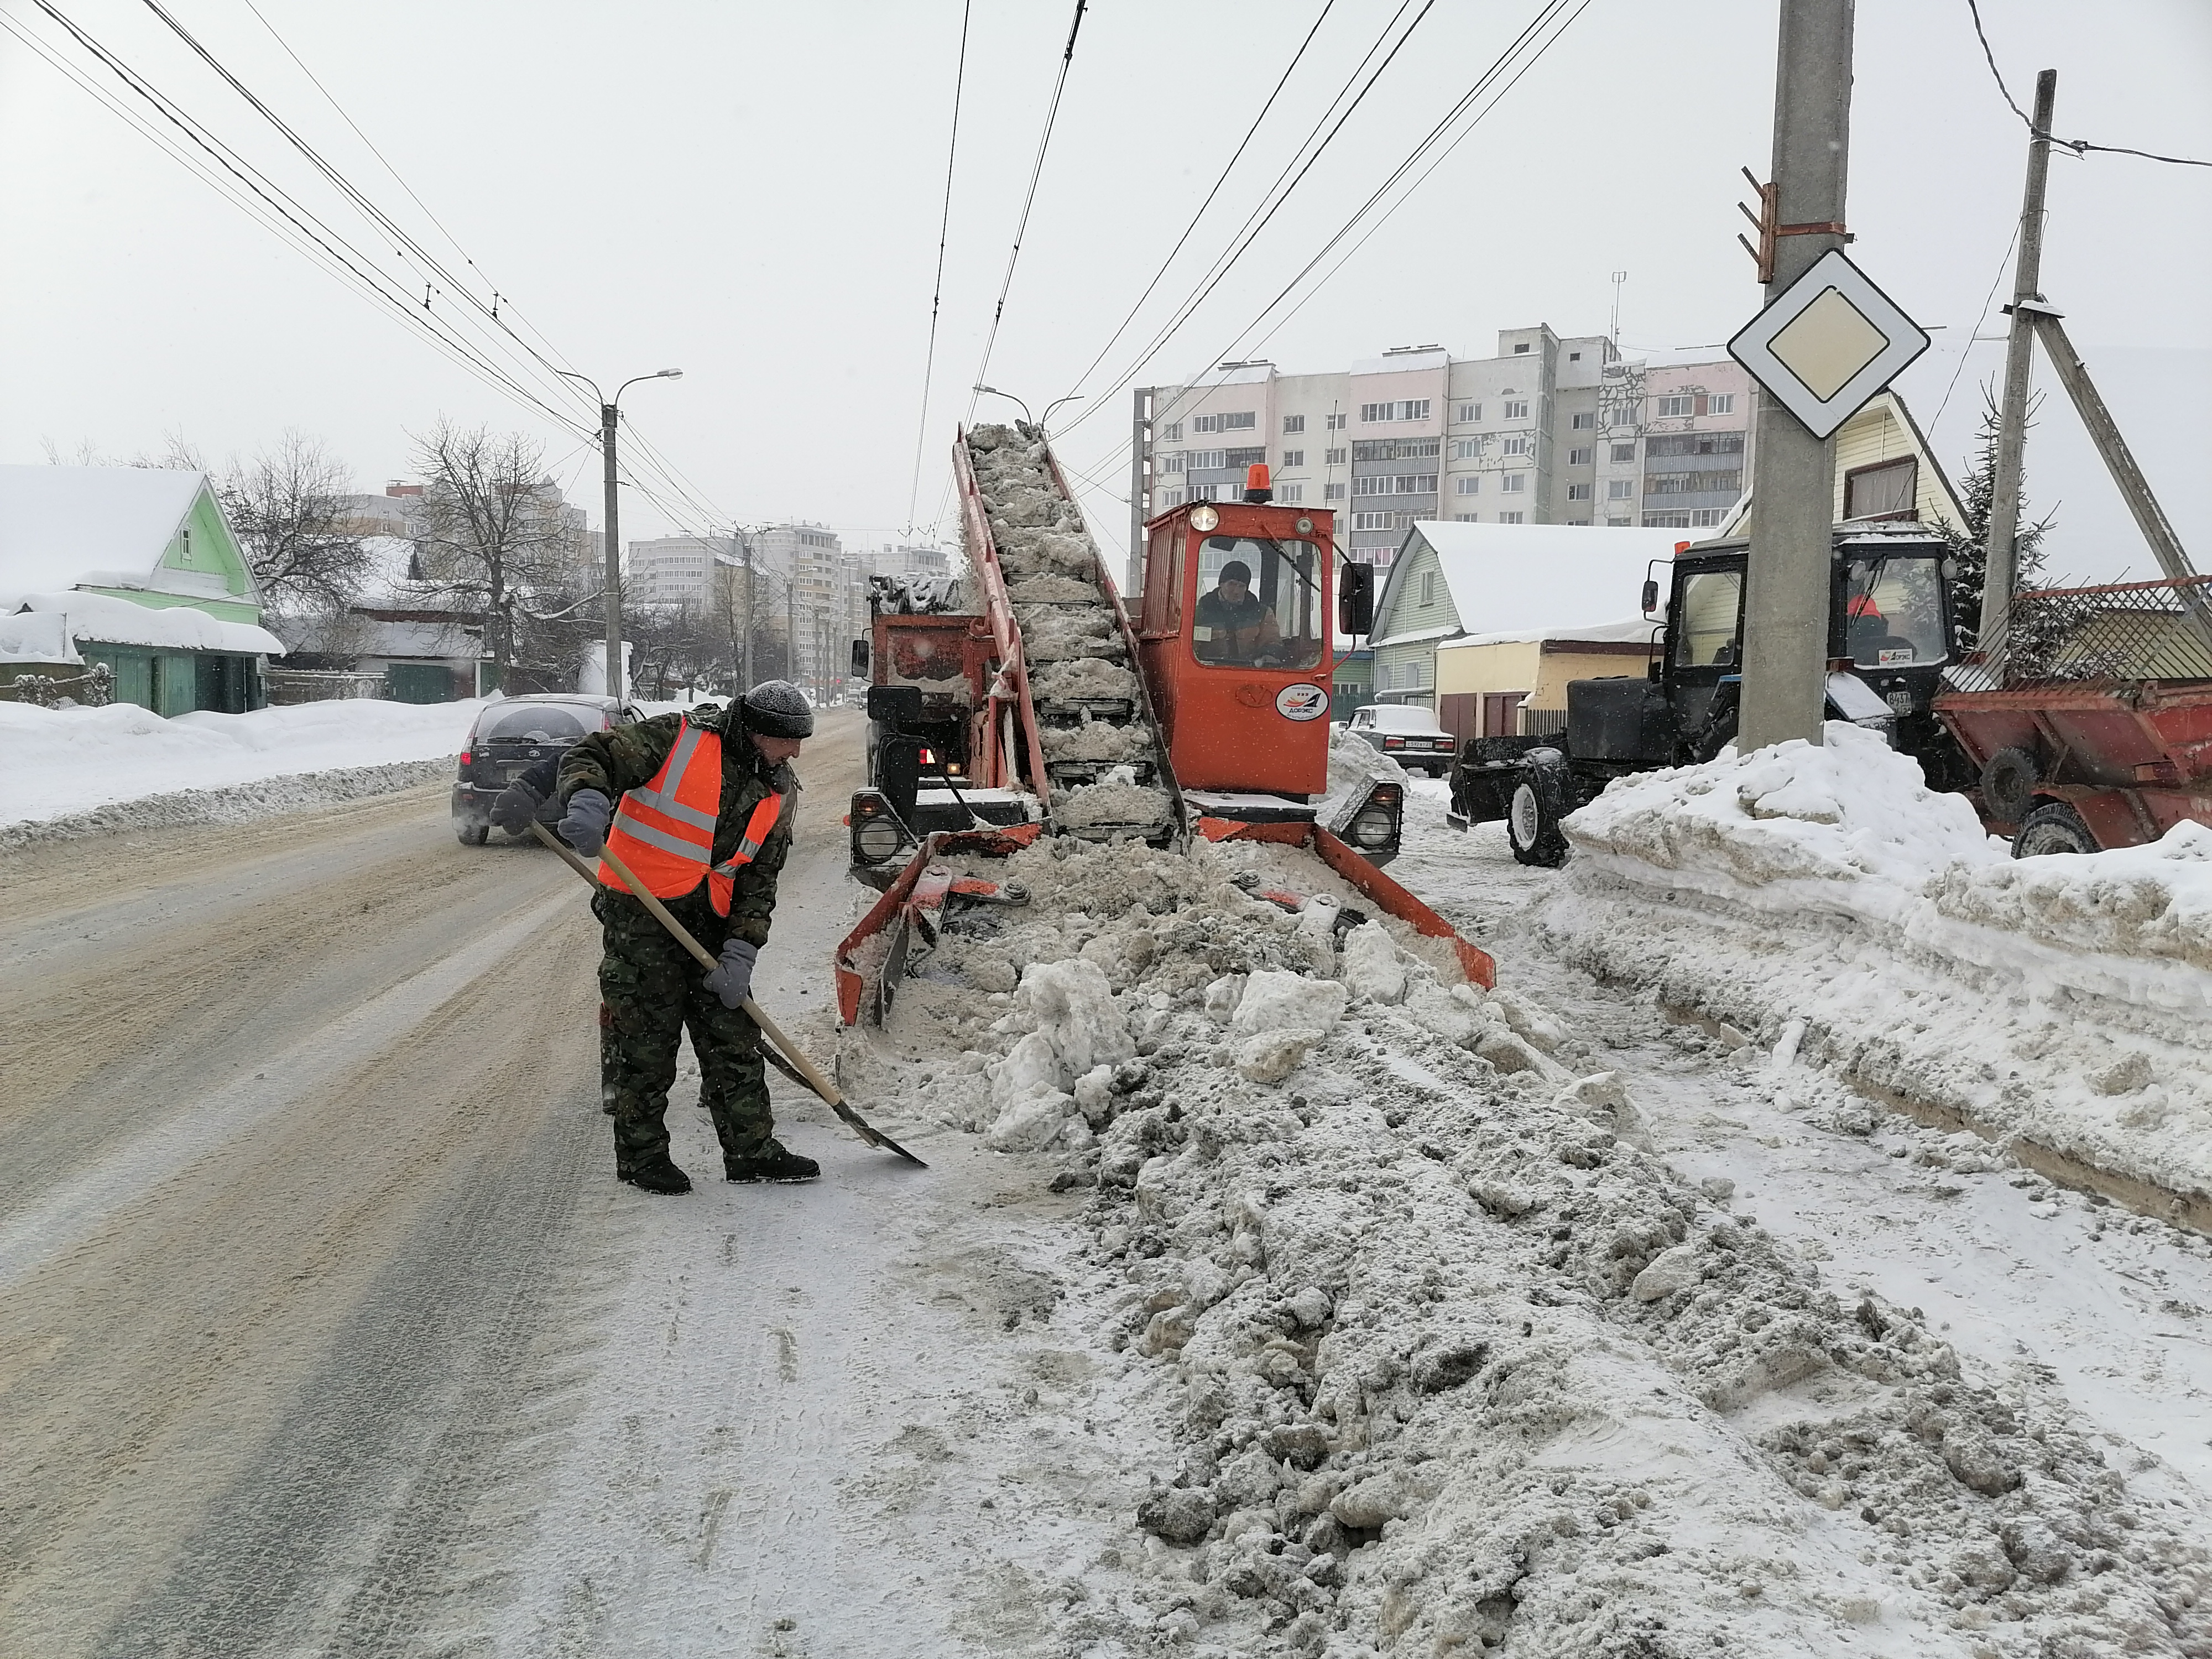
[1,0,2204,578]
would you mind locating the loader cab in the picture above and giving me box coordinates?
[1138,481,1338,798]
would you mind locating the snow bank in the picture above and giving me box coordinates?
[839,827,2212,1655]
[0,696,485,830]
[11,589,285,656]
[1547,722,2212,1203]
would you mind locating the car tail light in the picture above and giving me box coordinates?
[1383,737,1406,749]
[919,747,936,765]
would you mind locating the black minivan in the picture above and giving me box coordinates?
[452,694,637,845]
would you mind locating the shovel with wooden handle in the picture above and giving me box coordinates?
[529,820,927,1167]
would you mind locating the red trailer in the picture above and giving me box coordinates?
[1936,575,2212,855]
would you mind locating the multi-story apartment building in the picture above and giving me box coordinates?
[869,542,951,580]
[625,535,723,607]
[1131,330,1759,578]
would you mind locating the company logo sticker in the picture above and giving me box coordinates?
[1276,683,1328,722]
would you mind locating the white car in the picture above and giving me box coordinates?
[1344,704,1457,777]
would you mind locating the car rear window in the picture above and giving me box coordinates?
[476,703,598,744]
[1368,706,1438,733]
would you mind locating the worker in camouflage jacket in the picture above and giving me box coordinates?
[537,680,817,1194]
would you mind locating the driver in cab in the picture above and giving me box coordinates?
[1194,559,1281,662]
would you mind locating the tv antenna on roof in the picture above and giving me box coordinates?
[1610,272,1627,347]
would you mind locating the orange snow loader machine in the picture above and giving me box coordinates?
[836,437,1492,1027]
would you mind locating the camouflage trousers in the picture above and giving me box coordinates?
[593,888,774,1172]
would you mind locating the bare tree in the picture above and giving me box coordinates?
[409,420,588,684]
[217,431,372,621]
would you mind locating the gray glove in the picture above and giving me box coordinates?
[704,937,758,1010]
[559,787,613,856]
[491,776,544,835]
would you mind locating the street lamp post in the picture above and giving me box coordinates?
[973,386,1084,435]
[558,367,682,703]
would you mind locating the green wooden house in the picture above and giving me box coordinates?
[0,466,283,713]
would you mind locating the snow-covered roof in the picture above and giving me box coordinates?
[12,591,284,656]
[1349,348,1448,376]
[354,617,480,660]
[0,465,227,608]
[0,609,82,665]
[1376,522,1688,645]
[1439,614,1658,651]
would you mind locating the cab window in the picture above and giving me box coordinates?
[1674,570,1744,668]
[1190,535,1323,669]
[1844,555,1948,667]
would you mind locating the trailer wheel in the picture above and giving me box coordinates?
[1506,767,1569,868]
[1981,746,2040,823]
[2013,801,2097,858]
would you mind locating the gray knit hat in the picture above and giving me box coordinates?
[740,678,815,739]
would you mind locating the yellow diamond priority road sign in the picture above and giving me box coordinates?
[1728,249,1929,439]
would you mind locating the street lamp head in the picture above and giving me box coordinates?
[657,368,684,379]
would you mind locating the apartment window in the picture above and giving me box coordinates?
[1326,413,1346,429]
[1281,449,1305,469]
[1161,422,1182,442]
[1283,414,1305,434]
[1568,447,1593,466]
[1566,483,1593,500]
[1646,469,1743,496]
[1569,351,1582,361]
[1453,513,1478,521]
[1501,474,1527,494]
[1647,431,1745,458]
[1606,478,1634,499]
[1512,342,1531,354]
[1456,401,1480,423]
[1610,443,1635,463]
[1353,474,1391,497]
[1351,511,1392,530]
[1454,476,1480,496]
[1157,451,1186,474]
[1324,447,1347,466]
[1323,482,1345,500]
[1500,434,1530,457]
[1690,507,1725,526]
[1709,393,1735,415]
[1193,410,1256,434]
[1278,483,1304,503]
[1644,511,1693,529]
[1569,412,1595,430]
[1161,488,1186,508]
[1224,446,1266,468]
[1451,438,1482,460]
[1606,516,1632,528]
[1502,399,1529,421]
[1499,511,1525,524]
[1358,399,1431,423]
[1188,449,1227,471]
[1603,405,1640,430]
[1656,394,1695,418]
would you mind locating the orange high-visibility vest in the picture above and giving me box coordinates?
[598,717,785,917]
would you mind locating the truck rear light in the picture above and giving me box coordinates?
[850,791,904,864]
[1348,782,1402,851]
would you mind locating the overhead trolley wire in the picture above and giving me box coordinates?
[962,0,1088,423]
[1050,0,1438,442]
[904,0,974,534]
[1052,0,1338,415]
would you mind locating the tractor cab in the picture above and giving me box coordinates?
[1138,467,1365,808]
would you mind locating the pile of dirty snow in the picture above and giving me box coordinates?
[1543,722,2212,1204]
[1316,724,1412,837]
[838,831,2212,1655]
[0,695,486,835]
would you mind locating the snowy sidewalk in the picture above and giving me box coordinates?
[0,696,483,838]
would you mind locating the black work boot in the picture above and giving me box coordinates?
[724,1140,820,1184]
[620,1150,693,1195]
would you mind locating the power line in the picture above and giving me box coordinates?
[905,0,974,533]
[1930,220,2021,434]
[1963,0,2210,168]
[1052,0,1437,441]
[1053,0,1337,412]
[962,0,1088,422]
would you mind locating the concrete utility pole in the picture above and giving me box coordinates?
[786,578,798,690]
[598,402,622,702]
[1128,388,1152,598]
[1738,0,1856,753]
[739,535,755,693]
[1979,69,2058,649]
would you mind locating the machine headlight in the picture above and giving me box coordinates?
[855,816,902,863]
[1190,504,1220,532]
[1349,806,1395,849]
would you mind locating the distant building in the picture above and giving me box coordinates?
[627,535,725,607]
[1130,329,1760,578]
[870,542,951,580]
[0,465,281,712]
